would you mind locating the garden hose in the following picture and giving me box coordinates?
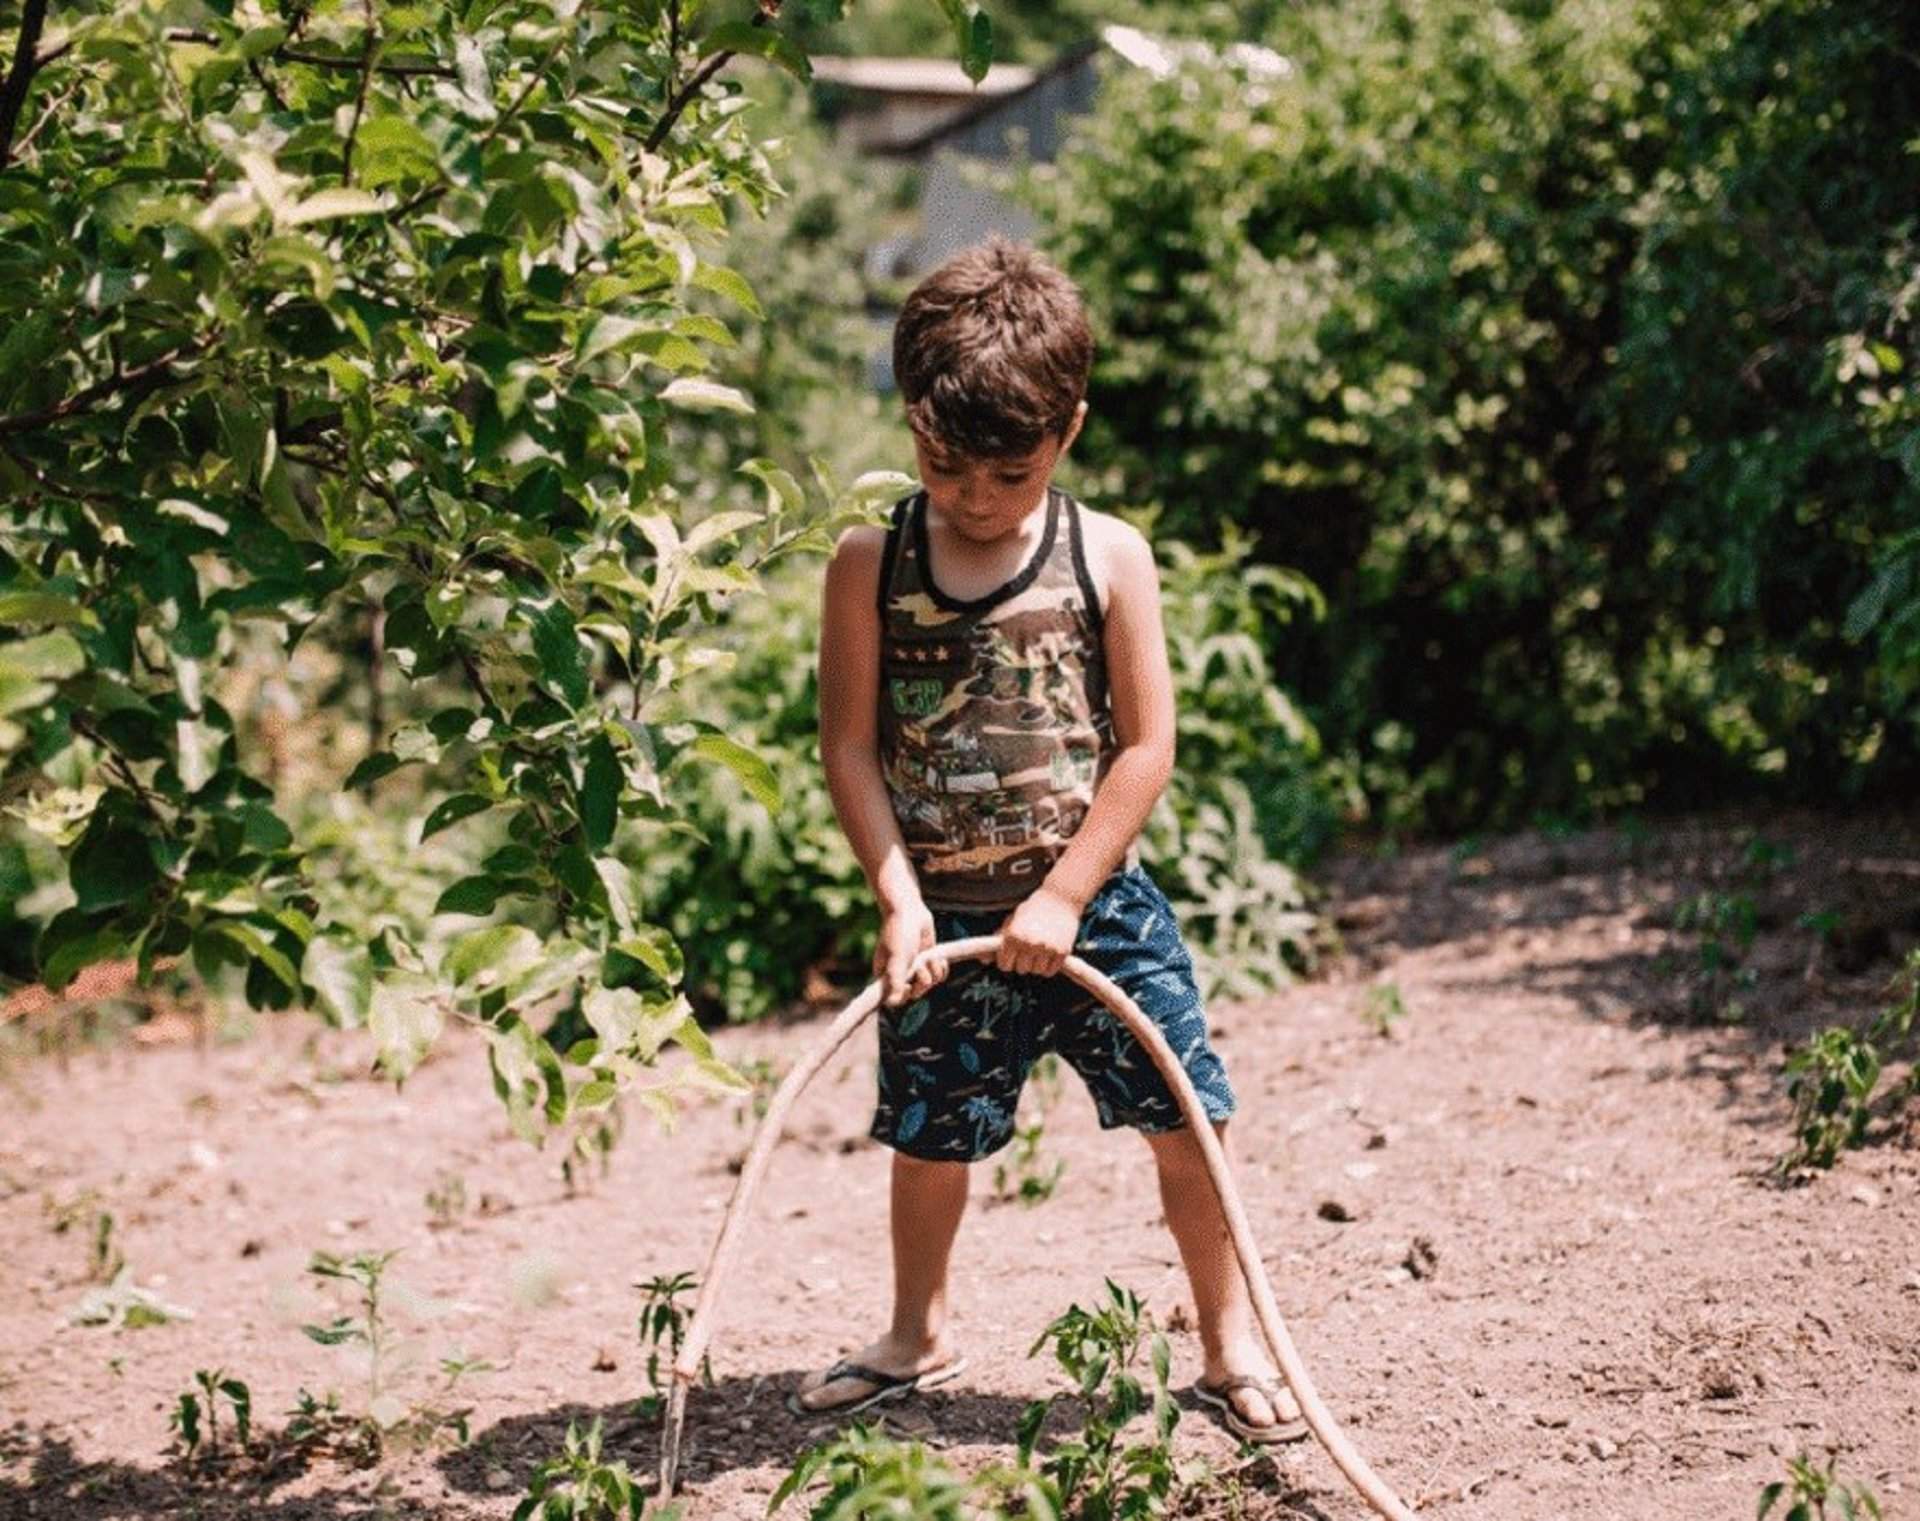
[660,936,1418,1521]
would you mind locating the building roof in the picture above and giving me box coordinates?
[881,24,1291,158]
[808,55,1037,96]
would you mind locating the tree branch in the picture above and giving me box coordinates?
[0,334,215,439]
[341,0,380,187]
[0,0,51,168]
[644,49,737,154]
[248,55,288,112]
[280,45,453,78]
[642,0,782,153]
[386,34,566,220]
[12,62,80,157]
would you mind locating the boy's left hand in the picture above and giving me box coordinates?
[994,884,1085,977]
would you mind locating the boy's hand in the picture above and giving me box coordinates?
[875,900,949,1008]
[994,884,1084,977]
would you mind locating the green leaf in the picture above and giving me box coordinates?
[611,924,683,984]
[443,924,543,988]
[41,921,127,994]
[434,875,509,916]
[70,819,158,912]
[528,602,589,710]
[579,315,656,365]
[658,378,754,415]
[739,457,804,516]
[284,188,384,225]
[697,20,812,82]
[583,986,689,1061]
[842,470,918,509]
[368,981,443,1083]
[205,920,300,992]
[344,752,404,789]
[176,716,224,794]
[938,0,993,82]
[573,1078,617,1110]
[354,115,440,187]
[0,592,98,629]
[579,733,622,850]
[684,509,764,555]
[691,261,763,318]
[421,792,494,839]
[240,804,294,853]
[303,935,373,1028]
[683,732,780,813]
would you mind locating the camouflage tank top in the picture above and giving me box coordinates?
[876,484,1140,913]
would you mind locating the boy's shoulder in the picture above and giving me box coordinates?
[827,493,1148,621]
[1072,500,1155,621]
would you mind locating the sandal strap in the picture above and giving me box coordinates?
[1203,1373,1286,1398]
[824,1359,917,1391]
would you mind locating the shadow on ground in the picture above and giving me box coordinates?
[0,1422,494,1521]
[1318,802,1920,1136]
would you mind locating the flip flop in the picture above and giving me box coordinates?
[1192,1373,1310,1445]
[785,1353,969,1418]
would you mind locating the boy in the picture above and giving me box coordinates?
[800,236,1305,1445]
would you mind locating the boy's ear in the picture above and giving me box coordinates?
[1060,399,1088,455]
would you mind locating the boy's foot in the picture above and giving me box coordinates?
[788,1334,967,1416]
[1193,1365,1309,1445]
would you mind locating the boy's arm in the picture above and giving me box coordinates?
[1039,521,1177,911]
[817,525,923,915]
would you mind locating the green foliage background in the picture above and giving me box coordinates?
[6,0,1918,1063]
[1023,0,1920,835]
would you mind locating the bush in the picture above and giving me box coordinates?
[1022,0,1920,836]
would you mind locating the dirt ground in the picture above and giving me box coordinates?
[2,803,1916,1521]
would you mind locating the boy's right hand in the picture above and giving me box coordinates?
[875,901,949,1008]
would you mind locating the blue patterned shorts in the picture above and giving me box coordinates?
[870,863,1236,1162]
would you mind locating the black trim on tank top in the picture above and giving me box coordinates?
[913,486,1060,615]
[875,493,913,616]
[1066,494,1105,640]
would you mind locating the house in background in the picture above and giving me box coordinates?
[808,54,1039,154]
[817,26,1292,391]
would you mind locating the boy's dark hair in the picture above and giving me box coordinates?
[892,235,1093,461]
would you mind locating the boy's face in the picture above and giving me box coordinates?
[912,401,1088,544]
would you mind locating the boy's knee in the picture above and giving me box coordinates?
[892,1149,971,1177]
[1144,1118,1228,1173]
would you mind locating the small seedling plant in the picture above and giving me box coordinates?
[1666,888,1760,1022]
[1359,979,1406,1038]
[515,1414,684,1521]
[733,1056,785,1128]
[632,1270,712,1423]
[43,1190,125,1282]
[994,1054,1067,1207]
[425,1172,469,1228]
[1018,1279,1186,1521]
[168,1368,252,1464]
[769,1420,991,1520]
[772,1423,1059,1520]
[282,1385,381,1467]
[1758,1452,1884,1520]
[302,1247,492,1454]
[1781,949,1920,1171]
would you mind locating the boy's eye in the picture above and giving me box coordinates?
[997,471,1030,484]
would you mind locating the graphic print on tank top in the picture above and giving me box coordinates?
[875,484,1136,912]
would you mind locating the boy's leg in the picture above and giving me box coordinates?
[1146,1119,1302,1432]
[1039,864,1302,1435]
[793,1151,969,1410]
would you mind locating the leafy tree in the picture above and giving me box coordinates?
[0,0,991,1144]
[1023,0,1920,835]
